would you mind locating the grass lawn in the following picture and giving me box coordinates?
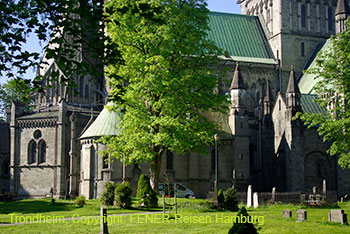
[1,198,350,233]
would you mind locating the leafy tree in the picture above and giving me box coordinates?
[137,174,158,208]
[0,0,105,91]
[224,186,238,211]
[228,207,258,234]
[295,20,350,169]
[115,181,133,209]
[103,0,227,191]
[0,78,35,119]
[100,181,117,206]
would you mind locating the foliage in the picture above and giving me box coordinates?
[100,181,117,206]
[224,186,239,211]
[0,0,106,92]
[217,188,224,208]
[228,206,258,234]
[115,181,133,209]
[0,78,35,118]
[295,20,350,169]
[137,174,158,208]
[75,196,86,207]
[102,0,228,191]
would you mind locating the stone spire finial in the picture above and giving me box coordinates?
[286,66,299,93]
[263,79,271,103]
[336,0,350,16]
[335,0,350,33]
[230,63,245,90]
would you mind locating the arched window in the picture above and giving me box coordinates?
[85,84,89,99]
[102,154,109,169]
[28,140,37,164]
[328,7,333,31]
[301,5,306,27]
[38,140,46,164]
[166,151,173,170]
[79,76,84,97]
[301,42,305,57]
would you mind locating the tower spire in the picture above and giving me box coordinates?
[335,0,350,33]
[230,63,245,90]
[263,79,272,115]
[286,66,300,109]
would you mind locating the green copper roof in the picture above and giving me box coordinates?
[298,39,332,94]
[300,94,326,115]
[80,103,121,139]
[208,12,275,59]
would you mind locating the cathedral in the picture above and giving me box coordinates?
[1,0,350,199]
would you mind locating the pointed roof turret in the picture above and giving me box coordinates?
[286,66,299,93]
[263,79,271,102]
[230,63,245,90]
[336,0,350,16]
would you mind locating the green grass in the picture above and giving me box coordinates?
[1,198,350,233]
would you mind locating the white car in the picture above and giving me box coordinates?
[158,183,195,198]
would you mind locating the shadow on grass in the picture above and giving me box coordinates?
[0,199,78,215]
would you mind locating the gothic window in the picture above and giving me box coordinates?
[328,8,333,31]
[79,76,84,97]
[166,151,173,170]
[74,87,78,97]
[28,140,37,164]
[34,130,42,139]
[301,5,306,28]
[301,42,305,57]
[85,84,89,99]
[102,154,109,169]
[38,140,46,164]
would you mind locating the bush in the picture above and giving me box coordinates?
[76,196,86,207]
[115,181,133,209]
[137,174,158,208]
[228,206,258,234]
[101,181,117,206]
[224,186,239,211]
[218,189,225,208]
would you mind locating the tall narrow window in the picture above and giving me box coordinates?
[38,140,46,164]
[166,151,173,170]
[328,8,333,31]
[85,84,89,99]
[102,154,109,169]
[301,5,306,27]
[79,76,84,97]
[28,140,37,164]
[301,42,305,57]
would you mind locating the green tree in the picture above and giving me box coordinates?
[0,78,35,119]
[102,0,227,191]
[228,207,258,234]
[137,174,158,208]
[296,20,350,169]
[0,0,105,91]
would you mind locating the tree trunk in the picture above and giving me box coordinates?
[149,153,161,193]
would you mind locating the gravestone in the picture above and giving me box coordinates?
[271,187,276,203]
[312,186,317,194]
[296,209,307,222]
[328,209,348,224]
[247,185,252,208]
[253,192,258,209]
[283,209,292,218]
[100,205,109,234]
[322,180,327,194]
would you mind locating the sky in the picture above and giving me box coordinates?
[0,0,242,84]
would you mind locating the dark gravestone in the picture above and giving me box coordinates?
[296,209,307,222]
[283,209,292,218]
[328,209,348,224]
[100,205,109,234]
